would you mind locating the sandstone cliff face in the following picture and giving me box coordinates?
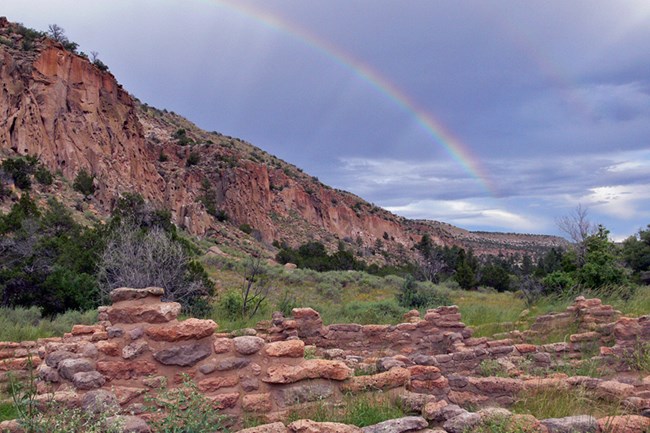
[0,19,567,261]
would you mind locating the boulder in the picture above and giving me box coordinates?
[288,419,362,433]
[242,393,273,413]
[81,389,119,414]
[236,423,288,433]
[58,358,94,381]
[122,340,149,360]
[597,415,650,433]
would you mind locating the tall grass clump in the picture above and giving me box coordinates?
[286,392,404,427]
[317,299,407,325]
[512,386,628,420]
[0,307,97,342]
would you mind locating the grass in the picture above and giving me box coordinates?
[0,307,98,342]
[512,386,629,420]
[285,392,404,427]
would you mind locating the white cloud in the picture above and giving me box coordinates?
[385,199,542,232]
[580,184,650,219]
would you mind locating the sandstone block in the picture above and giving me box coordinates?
[71,324,103,335]
[242,393,273,413]
[515,344,537,354]
[361,416,428,433]
[264,360,352,384]
[342,367,409,393]
[107,302,181,324]
[81,389,119,414]
[152,342,211,366]
[106,415,151,433]
[422,399,449,421]
[236,422,288,433]
[408,365,441,380]
[234,336,265,355]
[241,377,260,392]
[214,338,233,354]
[96,340,120,357]
[122,340,149,360]
[215,357,251,371]
[276,382,335,406]
[596,415,650,433]
[541,415,596,433]
[265,340,305,358]
[471,377,524,395]
[208,392,240,410]
[110,287,164,303]
[443,412,480,433]
[37,364,60,383]
[145,318,217,342]
[198,375,239,392]
[448,390,488,407]
[288,419,362,433]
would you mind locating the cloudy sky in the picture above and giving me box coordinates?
[3,0,650,240]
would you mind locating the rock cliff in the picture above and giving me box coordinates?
[0,18,567,262]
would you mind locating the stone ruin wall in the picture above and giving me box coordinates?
[0,290,648,432]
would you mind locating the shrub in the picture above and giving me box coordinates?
[72,169,95,196]
[239,223,253,234]
[1,156,37,190]
[186,152,200,166]
[34,166,53,185]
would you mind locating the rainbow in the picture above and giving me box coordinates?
[202,0,497,195]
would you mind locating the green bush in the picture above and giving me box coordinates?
[144,375,229,433]
[1,156,37,190]
[239,223,253,234]
[34,166,53,185]
[72,169,95,196]
[186,152,200,167]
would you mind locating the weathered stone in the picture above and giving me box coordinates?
[72,371,105,390]
[122,340,149,360]
[597,380,635,399]
[106,415,151,433]
[410,354,437,366]
[470,377,524,395]
[112,386,147,405]
[97,360,157,380]
[145,318,217,342]
[444,412,480,433]
[398,391,435,413]
[81,389,119,414]
[107,326,124,338]
[242,393,273,413]
[361,416,428,433]
[58,358,94,380]
[216,357,251,371]
[241,376,260,392]
[199,362,217,374]
[377,357,406,372]
[234,336,265,355]
[129,327,144,340]
[448,390,489,406]
[72,324,103,335]
[152,342,211,366]
[342,367,409,392]
[264,360,352,384]
[288,419,362,433]
[408,365,441,380]
[142,375,166,388]
[208,392,240,410]
[198,375,239,392]
[107,302,181,324]
[422,399,449,421]
[540,415,597,433]
[410,376,449,393]
[110,287,165,303]
[236,422,288,433]
[597,415,649,433]
[214,338,233,354]
[276,382,335,406]
[265,340,305,358]
[37,363,60,382]
[45,350,77,368]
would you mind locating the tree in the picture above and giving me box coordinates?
[96,223,212,313]
[47,24,66,43]
[622,225,650,282]
[241,257,272,319]
[557,204,596,267]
